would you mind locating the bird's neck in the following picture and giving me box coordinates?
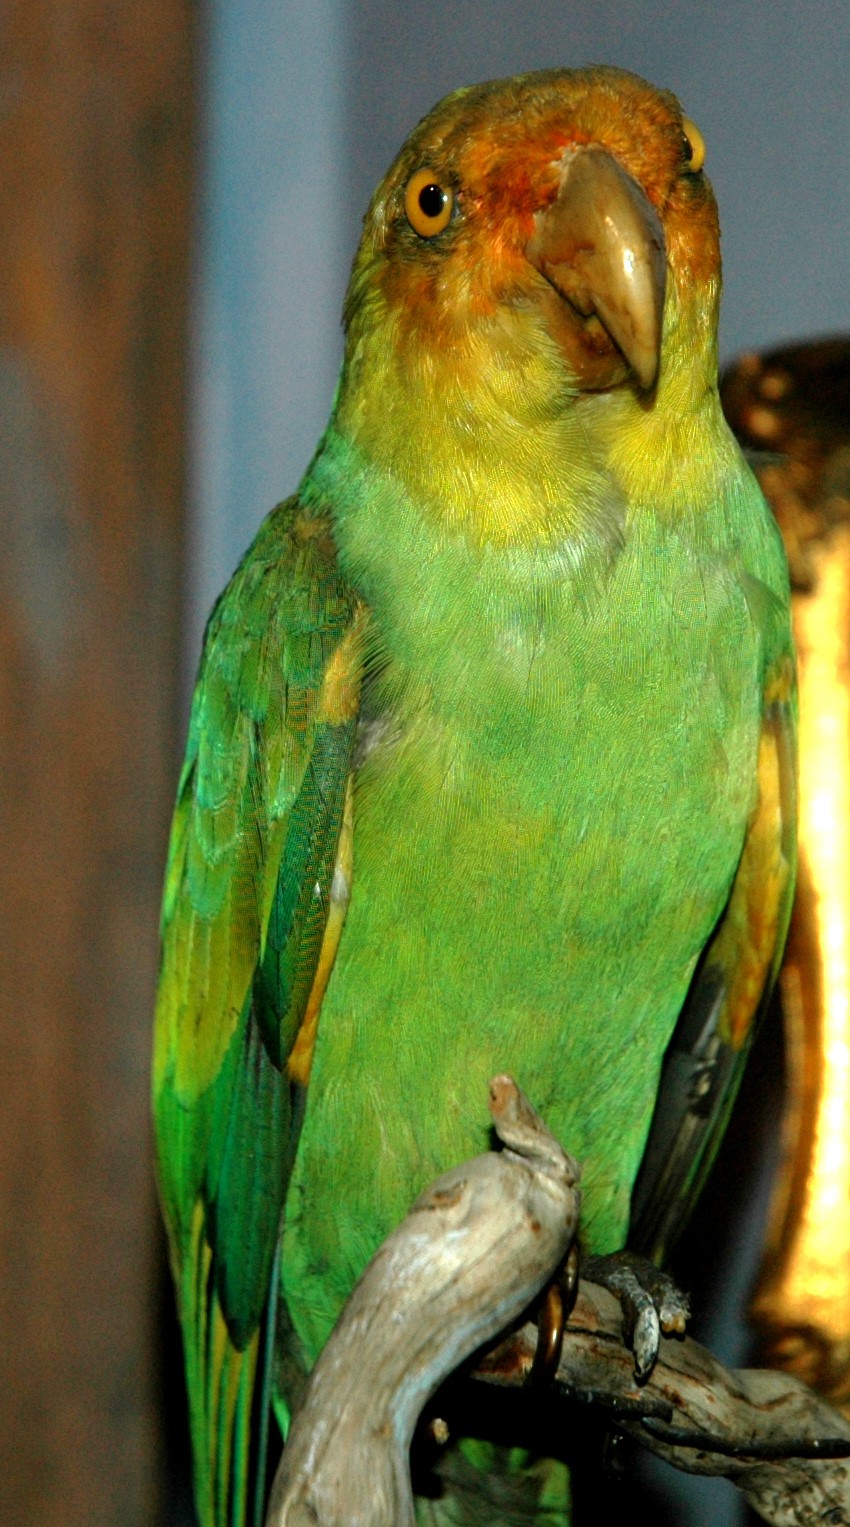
[320,274,741,555]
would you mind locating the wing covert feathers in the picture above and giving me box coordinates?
[152,498,362,1527]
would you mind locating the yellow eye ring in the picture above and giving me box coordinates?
[404,168,453,237]
[681,117,706,174]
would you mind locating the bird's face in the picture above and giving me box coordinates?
[344,67,719,399]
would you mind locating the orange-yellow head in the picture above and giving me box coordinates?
[331,68,726,546]
[345,67,715,384]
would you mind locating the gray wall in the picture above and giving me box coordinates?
[189,0,350,651]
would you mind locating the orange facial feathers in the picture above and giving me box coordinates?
[345,67,720,363]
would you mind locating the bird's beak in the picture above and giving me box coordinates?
[527,147,666,391]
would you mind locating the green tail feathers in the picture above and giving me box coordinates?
[179,1209,259,1527]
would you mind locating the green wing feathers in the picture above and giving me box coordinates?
[153,498,361,1527]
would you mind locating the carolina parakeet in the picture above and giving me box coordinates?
[153,66,796,1527]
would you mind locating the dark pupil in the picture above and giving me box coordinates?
[682,133,693,164]
[418,183,446,219]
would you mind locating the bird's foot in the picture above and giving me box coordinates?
[582,1250,689,1382]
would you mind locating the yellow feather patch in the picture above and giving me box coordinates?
[288,775,354,1086]
[714,706,792,1049]
[317,610,367,725]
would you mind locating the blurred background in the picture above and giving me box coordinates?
[3,2,850,1523]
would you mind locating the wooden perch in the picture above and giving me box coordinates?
[481,1292,850,1525]
[268,1076,580,1526]
[268,1078,850,1526]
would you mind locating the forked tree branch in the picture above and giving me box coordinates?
[268,1078,850,1527]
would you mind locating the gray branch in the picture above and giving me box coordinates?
[268,1077,850,1526]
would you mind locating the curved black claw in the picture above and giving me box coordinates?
[527,1242,580,1386]
[583,1250,689,1382]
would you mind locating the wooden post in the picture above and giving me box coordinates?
[0,3,194,1521]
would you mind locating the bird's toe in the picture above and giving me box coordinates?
[582,1250,690,1381]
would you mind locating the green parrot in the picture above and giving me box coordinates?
[153,66,796,1527]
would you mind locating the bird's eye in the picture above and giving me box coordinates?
[404,168,453,237]
[681,118,706,174]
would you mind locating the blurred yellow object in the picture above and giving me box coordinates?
[756,524,850,1401]
[722,340,850,1406]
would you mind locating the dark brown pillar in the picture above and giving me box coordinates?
[0,3,194,1521]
